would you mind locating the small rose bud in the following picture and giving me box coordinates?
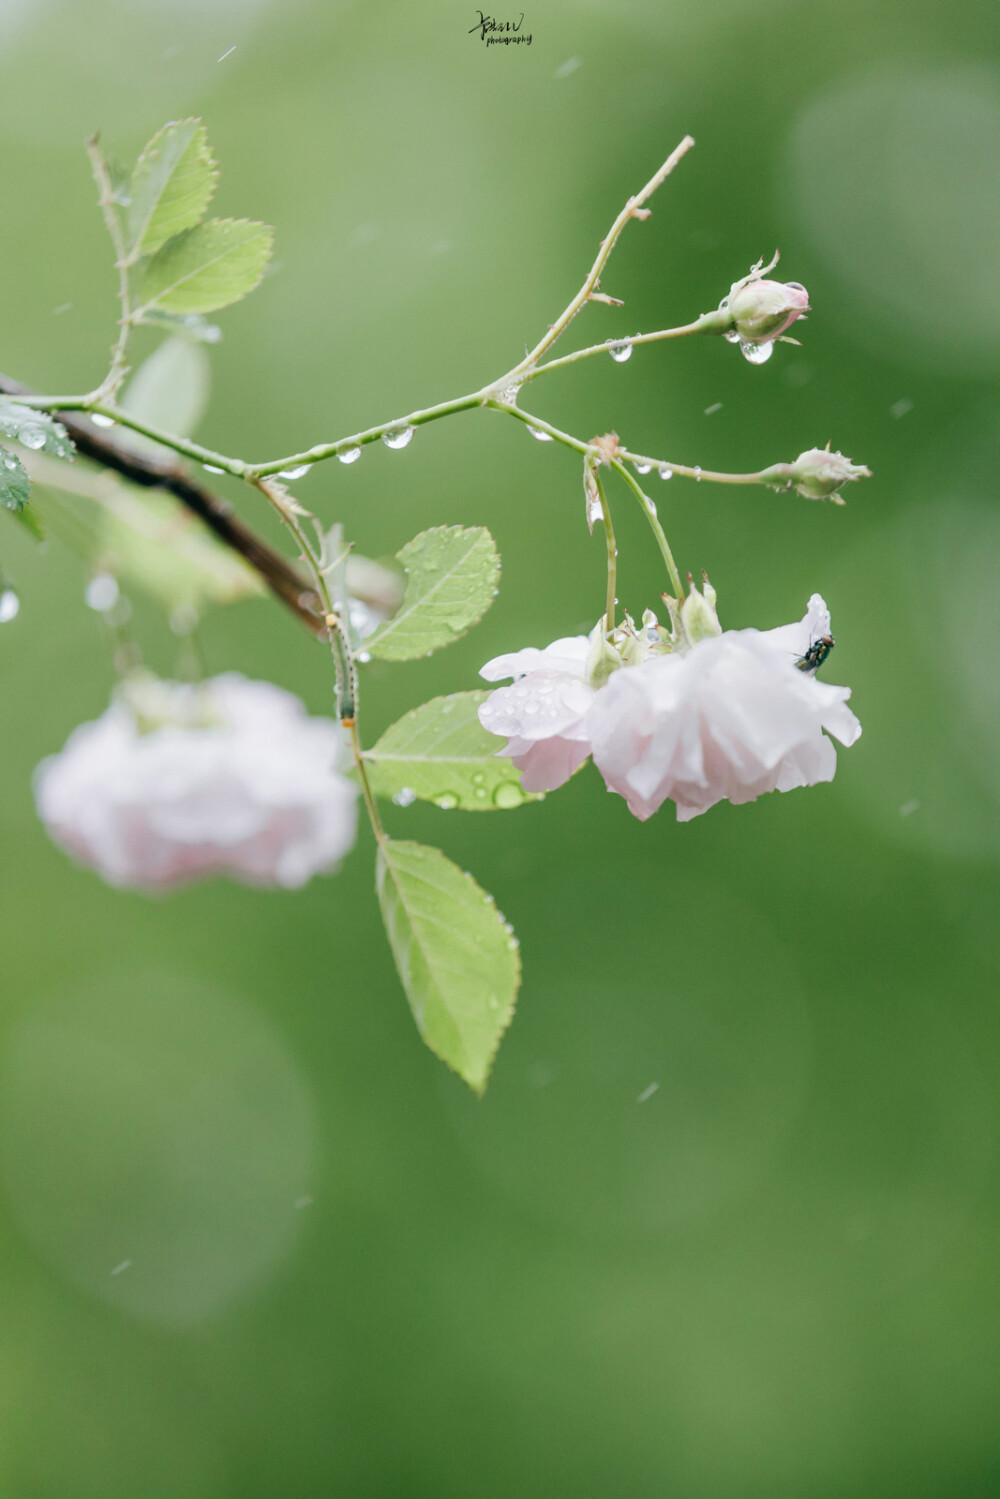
[724,274,810,345]
[790,445,872,503]
[680,577,722,645]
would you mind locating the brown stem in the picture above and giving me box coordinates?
[0,373,324,637]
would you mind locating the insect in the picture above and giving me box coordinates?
[794,634,835,674]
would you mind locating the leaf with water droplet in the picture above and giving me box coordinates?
[366,525,500,662]
[124,119,218,260]
[0,445,30,512]
[376,838,520,1093]
[364,692,540,811]
[0,401,75,462]
[137,218,274,316]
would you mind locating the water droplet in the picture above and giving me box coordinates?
[474,787,487,800]
[337,445,361,464]
[90,413,116,429]
[18,424,47,450]
[382,425,415,450]
[646,497,658,517]
[85,573,119,612]
[723,330,740,344]
[634,461,651,475]
[607,339,632,363]
[202,463,225,474]
[694,466,703,482]
[740,338,773,365]
[497,384,520,405]
[278,464,310,480]
[356,650,371,664]
[493,782,523,809]
[0,589,19,623]
[528,427,553,442]
[471,772,486,785]
[435,793,458,810]
[392,787,417,807]
[658,465,673,481]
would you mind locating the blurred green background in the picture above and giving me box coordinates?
[0,0,997,1494]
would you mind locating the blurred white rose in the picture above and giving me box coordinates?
[34,673,358,891]
[478,635,595,792]
[588,595,861,821]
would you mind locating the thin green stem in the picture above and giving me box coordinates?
[85,135,135,404]
[248,390,488,478]
[507,135,696,378]
[520,316,718,385]
[484,399,592,455]
[611,459,685,601]
[618,448,795,487]
[251,477,385,845]
[348,720,385,845]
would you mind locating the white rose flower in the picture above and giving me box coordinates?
[478,635,596,792]
[34,673,358,891]
[588,594,861,822]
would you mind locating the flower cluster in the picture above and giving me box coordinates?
[34,673,358,891]
[478,595,860,821]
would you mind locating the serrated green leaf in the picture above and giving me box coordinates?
[125,119,217,259]
[137,219,274,315]
[366,525,500,662]
[119,336,211,458]
[0,401,75,461]
[365,692,540,811]
[376,838,520,1093]
[0,447,31,511]
[98,488,266,611]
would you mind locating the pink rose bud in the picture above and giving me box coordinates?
[726,276,810,345]
[790,445,872,503]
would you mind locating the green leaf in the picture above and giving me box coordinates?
[376,838,520,1093]
[366,525,500,662]
[364,691,539,811]
[0,447,31,511]
[0,401,75,461]
[125,119,217,259]
[119,336,211,458]
[137,219,274,316]
[98,488,266,611]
